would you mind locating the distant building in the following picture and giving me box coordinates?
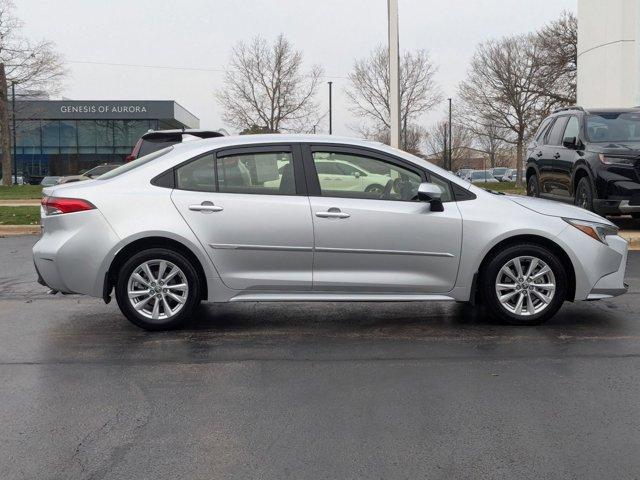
[13,100,199,177]
[578,0,640,107]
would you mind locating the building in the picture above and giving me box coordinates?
[577,0,640,107]
[14,100,199,178]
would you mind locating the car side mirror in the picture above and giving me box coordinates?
[562,136,579,149]
[417,182,444,212]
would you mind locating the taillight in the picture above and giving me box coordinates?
[41,196,96,216]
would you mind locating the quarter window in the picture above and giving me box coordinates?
[312,151,422,201]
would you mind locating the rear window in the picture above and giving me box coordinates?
[138,136,182,156]
[98,147,174,180]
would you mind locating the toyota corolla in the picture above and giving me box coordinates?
[33,135,628,330]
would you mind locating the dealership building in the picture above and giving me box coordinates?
[13,100,199,177]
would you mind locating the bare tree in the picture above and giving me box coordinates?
[361,123,427,156]
[0,0,65,185]
[466,120,511,168]
[458,35,552,186]
[424,120,474,169]
[216,34,322,134]
[346,45,442,150]
[534,11,577,106]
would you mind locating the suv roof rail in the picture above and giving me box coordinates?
[552,106,586,114]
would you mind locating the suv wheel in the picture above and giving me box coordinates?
[527,174,539,197]
[481,244,567,325]
[574,177,594,211]
[115,248,201,330]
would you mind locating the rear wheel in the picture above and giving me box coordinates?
[480,244,567,325]
[574,176,594,211]
[527,174,539,197]
[115,248,201,330]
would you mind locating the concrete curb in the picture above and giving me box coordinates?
[620,231,640,250]
[0,199,40,207]
[0,225,42,237]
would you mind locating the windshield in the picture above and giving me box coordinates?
[98,147,174,180]
[586,113,640,143]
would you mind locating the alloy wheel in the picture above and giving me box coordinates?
[495,256,556,317]
[126,259,189,321]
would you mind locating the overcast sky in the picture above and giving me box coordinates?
[16,0,576,135]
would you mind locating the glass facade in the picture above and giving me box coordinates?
[15,118,179,177]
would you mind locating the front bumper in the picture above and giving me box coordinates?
[586,234,629,300]
[594,199,640,215]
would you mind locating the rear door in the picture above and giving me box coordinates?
[542,116,569,196]
[171,144,314,290]
[304,145,462,293]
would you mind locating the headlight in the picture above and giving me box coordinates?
[563,218,619,244]
[598,153,635,165]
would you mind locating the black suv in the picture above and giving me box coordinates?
[526,106,640,217]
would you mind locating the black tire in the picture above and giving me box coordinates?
[480,243,567,326]
[365,184,385,194]
[574,176,594,211]
[527,174,539,197]
[115,248,201,330]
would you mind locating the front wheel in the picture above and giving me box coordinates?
[574,177,594,211]
[527,174,539,197]
[480,244,567,325]
[115,248,201,330]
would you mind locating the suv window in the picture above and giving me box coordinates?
[563,116,580,140]
[312,151,422,201]
[534,118,553,142]
[547,117,569,146]
[218,151,295,195]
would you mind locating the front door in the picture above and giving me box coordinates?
[304,146,463,293]
[171,145,314,290]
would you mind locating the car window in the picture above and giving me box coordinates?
[427,174,454,202]
[534,118,553,142]
[334,162,363,176]
[547,117,569,146]
[176,154,215,192]
[563,116,580,140]
[315,161,341,175]
[139,139,179,157]
[312,151,421,201]
[217,151,295,195]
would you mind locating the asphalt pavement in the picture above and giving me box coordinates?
[1,235,640,479]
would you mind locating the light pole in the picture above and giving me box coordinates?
[388,0,400,148]
[11,82,17,185]
[328,81,333,134]
[448,98,452,171]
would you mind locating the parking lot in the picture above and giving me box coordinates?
[2,234,640,479]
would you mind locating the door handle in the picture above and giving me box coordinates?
[553,153,561,159]
[189,202,223,213]
[316,208,350,219]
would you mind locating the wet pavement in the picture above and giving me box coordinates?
[1,235,640,479]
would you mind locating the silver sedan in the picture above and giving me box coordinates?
[34,135,628,330]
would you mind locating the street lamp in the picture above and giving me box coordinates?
[388,0,400,148]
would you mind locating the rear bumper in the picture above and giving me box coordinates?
[33,210,120,297]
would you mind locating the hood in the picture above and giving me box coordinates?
[506,195,614,225]
[588,142,640,156]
